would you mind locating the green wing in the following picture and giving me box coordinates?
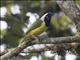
[26,19,43,34]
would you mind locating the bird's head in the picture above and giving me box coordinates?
[41,12,53,21]
[40,12,53,26]
[40,13,48,21]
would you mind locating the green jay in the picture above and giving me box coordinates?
[25,12,77,39]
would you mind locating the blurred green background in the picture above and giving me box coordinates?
[0,0,58,47]
[0,0,80,60]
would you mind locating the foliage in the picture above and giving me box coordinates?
[0,0,80,60]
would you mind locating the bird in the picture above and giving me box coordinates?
[26,12,77,38]
[19,11,77,43]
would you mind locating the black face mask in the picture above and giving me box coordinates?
[44,12,53,27]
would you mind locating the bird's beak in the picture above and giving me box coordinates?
[40,13,48,21]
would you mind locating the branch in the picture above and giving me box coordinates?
[1,39,34,60]
[1,34,80,60]
[56,1,80,32]
[0,50,8,56]
[22,43,80,53]
[1,43,80,57]
[38,36,80,44]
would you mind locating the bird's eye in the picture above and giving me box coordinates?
[45,16,48,19]
[46,15,49,19]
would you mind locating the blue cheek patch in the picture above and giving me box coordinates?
[44,12,53,27]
